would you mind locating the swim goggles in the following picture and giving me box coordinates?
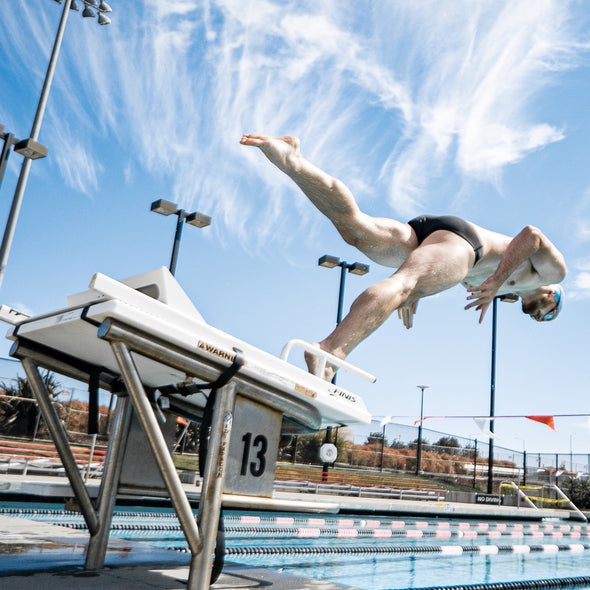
[534,285,563,322]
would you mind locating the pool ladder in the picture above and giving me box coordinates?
[501,480,587,522]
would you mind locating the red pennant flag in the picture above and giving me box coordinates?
[413,416,447,426]
[526,415,555,431]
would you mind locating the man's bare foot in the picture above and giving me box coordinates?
[240,133,301,173]
[304,342,336,382]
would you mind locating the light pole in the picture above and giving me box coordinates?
[513,436,526,486]
[379,416,393,472]
[150,199,211,276]
[318,255,370,334]
[0,126,19,192]
[0,0,112,292]
[487,293,518,493]
[318,254,369,480]
[472,437,478,489]
[415,385,429,475]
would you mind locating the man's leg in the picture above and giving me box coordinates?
[240,134,416,265]
[309,233,475,378]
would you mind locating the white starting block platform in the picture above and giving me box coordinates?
[3,268,373,589]
[6,267,371,428]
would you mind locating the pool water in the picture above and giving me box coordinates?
[3,503,590,589]
[233,549,590,589]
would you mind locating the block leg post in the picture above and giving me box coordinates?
[192,381,237,589]
[20,357,99,535]
[85,395,133,569]
[109,342,202,555]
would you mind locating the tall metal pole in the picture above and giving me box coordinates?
[0,130,16,192]
[380,422,386,472]
[317,256,368,481]
[151,200,210,275]
[321,264,347,480]
[473,438,478,489]
[336,264,347,327]
[487,297,497,493]
[169,210,186,276]
[0,0,72,291]
[416,385,428,475]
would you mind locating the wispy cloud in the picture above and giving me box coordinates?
[2,0,588,249]
[568,185,590,298]
[374,1,579,215]
[569,271,590,300]
[568,255,590,299]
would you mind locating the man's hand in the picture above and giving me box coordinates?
[398,301,418,329]
[465,277,503,323]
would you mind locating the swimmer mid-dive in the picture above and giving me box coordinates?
[240,133,567,379]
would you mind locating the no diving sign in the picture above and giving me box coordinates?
[475,493,500,505]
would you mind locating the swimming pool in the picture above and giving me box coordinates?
[3,503,590,589]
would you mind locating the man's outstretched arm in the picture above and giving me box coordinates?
[465,225,567,322]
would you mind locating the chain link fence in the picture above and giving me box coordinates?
[2,361,588,492]
[280,421,589,492]
[373,424,585,487]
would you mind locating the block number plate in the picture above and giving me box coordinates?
[224,396,281,497]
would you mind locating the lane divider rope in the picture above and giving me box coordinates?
[412,575,590,590]
[2,508,585,534]
[165,542,590,556]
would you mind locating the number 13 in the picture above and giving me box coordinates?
[240,432,267,477]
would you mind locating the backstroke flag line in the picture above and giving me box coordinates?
[413,414,580,431]
[525,415,556,431]
[472,417,496,438]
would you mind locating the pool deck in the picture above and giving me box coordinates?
[0,512,352,589]
[0,472,579,590]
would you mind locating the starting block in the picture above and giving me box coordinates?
[3,268,372,589]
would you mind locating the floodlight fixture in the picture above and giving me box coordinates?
[151,199,178,216]
[77,0,111,24]
[13,138,48,160]
[348,262,369,276]
[318,254,339,268]
[150,199,211,275]
[186,212,211,228]
[318,255,371,327]
[499,293,519,303]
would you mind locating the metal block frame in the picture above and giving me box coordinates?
[11,317,321,589]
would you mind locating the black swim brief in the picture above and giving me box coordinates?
[407,215,483,264]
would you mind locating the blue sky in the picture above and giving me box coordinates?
[1,0,590,455]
